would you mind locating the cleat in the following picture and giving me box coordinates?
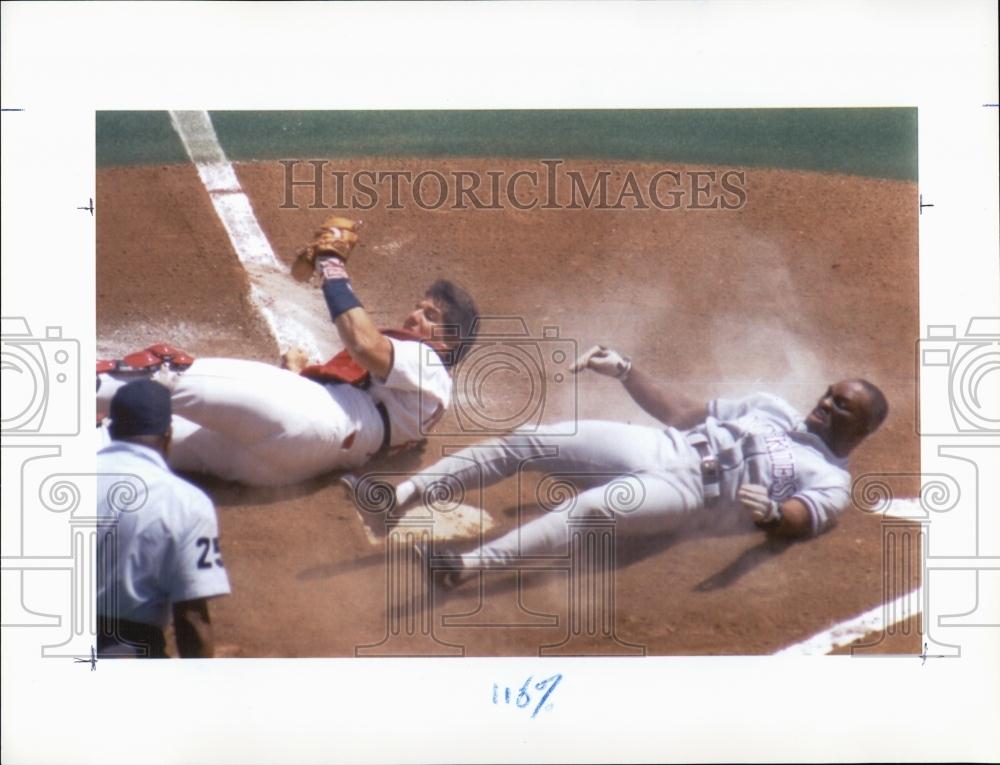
[339,472,359,498]
[415,542,467,592]
[144,344,195,368]
[439,551,467,591]
[121,350,164,370]
[441,567,464,591]
[97,344,196,376]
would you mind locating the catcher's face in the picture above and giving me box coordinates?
[402,298,445,340]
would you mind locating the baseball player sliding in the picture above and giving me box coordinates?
[97,217,479,487]
[393,345,889,588]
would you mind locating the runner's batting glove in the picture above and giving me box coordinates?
[570,345,633,380]
[738,484,784,530]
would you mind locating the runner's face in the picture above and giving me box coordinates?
[402,298,445,340]
[805,380,872,444]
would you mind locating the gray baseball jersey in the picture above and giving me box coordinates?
[701,393,851,535]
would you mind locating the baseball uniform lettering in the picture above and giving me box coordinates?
[763,434,797,500]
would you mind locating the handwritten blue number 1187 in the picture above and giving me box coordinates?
[493,674,562,718]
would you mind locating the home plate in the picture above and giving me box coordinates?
[357,503,494,547]
[402,502,495,540]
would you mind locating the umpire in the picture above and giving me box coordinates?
[96,379,230,658]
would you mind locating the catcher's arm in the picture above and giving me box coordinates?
[334,307,393,380]
[318,259,393,378]
[293,217,394,378]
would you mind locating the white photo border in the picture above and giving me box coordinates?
[1,2,998,763]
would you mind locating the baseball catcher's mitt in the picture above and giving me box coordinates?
[291,216,363,282]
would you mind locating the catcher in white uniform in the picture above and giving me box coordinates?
[395,346,889,587]
[97,217,479,487]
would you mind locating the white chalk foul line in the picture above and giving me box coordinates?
[774,496,925,655]
[169,110,320,358]
[773,586,922,656]
[877,496,929,519]
[169,111,279,269]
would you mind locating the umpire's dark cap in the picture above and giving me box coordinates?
[108,380,172,439]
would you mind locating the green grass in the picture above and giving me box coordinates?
[97,109,917,181]
[96,111,189,166]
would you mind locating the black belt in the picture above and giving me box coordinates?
[97,615,168,658]
[375,401,391,456]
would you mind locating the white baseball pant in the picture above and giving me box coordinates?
[98,358,384,486]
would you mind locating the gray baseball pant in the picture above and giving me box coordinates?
[410,420,706,567]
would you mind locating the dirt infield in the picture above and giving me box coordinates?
[96,153,921,656]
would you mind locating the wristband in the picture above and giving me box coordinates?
[617,357,633,382]
[322,277,363,321]
[318,256,349,281]
[755,502,784,530]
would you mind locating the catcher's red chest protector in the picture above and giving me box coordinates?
[299,328,447,387]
